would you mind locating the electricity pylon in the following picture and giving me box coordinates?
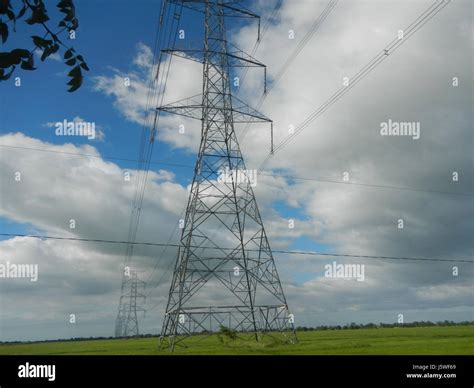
[159,0,296,350]
[115,270,146,337]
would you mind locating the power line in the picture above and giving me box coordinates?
[271,0,339,87]
[240,0,339,143]
[115,0,184,338]
[0,144,189,169]
[142,207,183,285]
[2,233,471,264]
[235,0,283,97]
[259,0,451,167]
[1,144,471,197]
[121,0,183,273]
[258,172,474,197]
[144,208,237,297]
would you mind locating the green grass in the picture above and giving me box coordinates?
[1,325,473,355]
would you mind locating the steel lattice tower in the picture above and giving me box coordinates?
[115,270,146,337]
[159,0,296,350]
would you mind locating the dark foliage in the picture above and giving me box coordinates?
[0,0,88,91]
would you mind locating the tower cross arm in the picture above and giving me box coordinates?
[162,46,266,68]
[157,94,271,123]
[169,0,260,20]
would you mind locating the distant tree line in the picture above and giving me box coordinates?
[295,320,474,331]
[1,321,472,345]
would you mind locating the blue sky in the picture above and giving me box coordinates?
[1,1,206,237]
[1,1,187,157]
[0,0,321,254]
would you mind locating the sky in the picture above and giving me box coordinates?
[0,0,472,342]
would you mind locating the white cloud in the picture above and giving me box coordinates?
[132,42,154,71]
[34,50,61,63]
[92,42,202,129]
[0,133,186,240]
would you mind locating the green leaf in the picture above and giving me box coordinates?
[57,0,72,8]
[20,54,35,70]
[67,75,83,92]
[64,48,73,59]
[0,65,15,81]
[6,9,15,22]
[9,48,30,65]
[68,65,81,78]
[0,21,7,43]
[17,5,27,19]
[80,62,89,71]
[40,47,50,61]
[50,43,59,54]
[40,43,59,62]
[0,52,13,68]
[26,7,50,25]
[65,57,76,66]
[31,35,43,46]
[31,35,51,48]
[10,48,30,58]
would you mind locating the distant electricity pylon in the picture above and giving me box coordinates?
[158,0,296,350]
[115,269,146,337]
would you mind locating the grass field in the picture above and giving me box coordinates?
[1,325,473,355]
